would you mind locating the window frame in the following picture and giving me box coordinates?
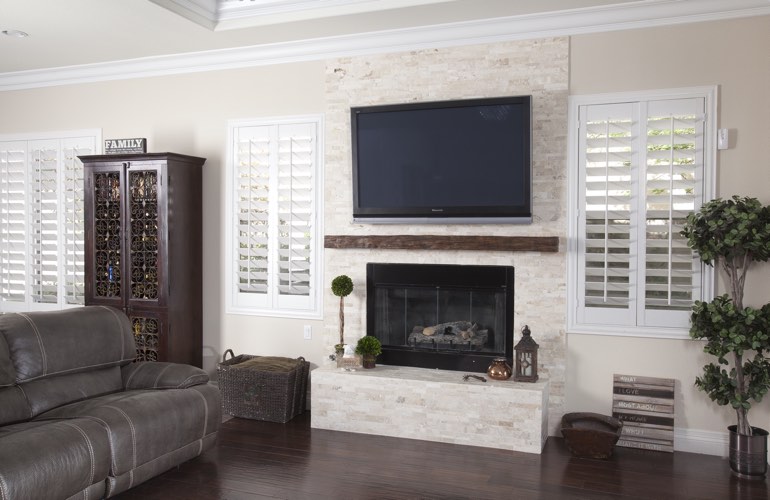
[567,87,716,339]
[0,129,101,312]
[225,114,324,319]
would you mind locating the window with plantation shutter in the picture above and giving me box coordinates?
[568,88,715,338]
[226,116,323,318]
[0,131,98,312]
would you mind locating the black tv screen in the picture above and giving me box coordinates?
[351,96,532,223]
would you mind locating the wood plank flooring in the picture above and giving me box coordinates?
[115,412,768,499]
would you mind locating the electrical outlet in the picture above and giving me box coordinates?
[303,325,312,340]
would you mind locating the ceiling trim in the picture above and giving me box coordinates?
[2,0,769,92]
[150,0,453,30]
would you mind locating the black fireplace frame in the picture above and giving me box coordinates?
[366,262,514,373]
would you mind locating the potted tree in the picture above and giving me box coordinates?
[355,336,382,369]
[331,275,354,359]
[681,195,770,479]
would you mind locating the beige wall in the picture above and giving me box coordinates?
[1,14,768,449]
[568,16,770,439]
[0,62,329,373]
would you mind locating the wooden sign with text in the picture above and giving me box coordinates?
[104,138,147,155]
[612,374,675,453]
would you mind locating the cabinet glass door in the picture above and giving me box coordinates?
[127,167,163,307]
[88,166,125,305]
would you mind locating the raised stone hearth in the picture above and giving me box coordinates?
[311,365,549,453]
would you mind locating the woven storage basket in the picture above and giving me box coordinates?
[217,350,309,423]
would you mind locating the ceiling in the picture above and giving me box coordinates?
[1,0,769,90]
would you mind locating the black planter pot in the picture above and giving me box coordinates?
[728,425,768,479]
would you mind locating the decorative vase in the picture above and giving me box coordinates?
[486,357,512,380]
[728,425,768,479]
[362,354,376,369]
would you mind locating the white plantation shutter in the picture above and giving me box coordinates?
[276,124,315,298]
[29,141,60,304]
[0,132,96,311]
[571,90,713,336]
[228,117,322,317]
[579,103,638,326]
[0,142,28,303]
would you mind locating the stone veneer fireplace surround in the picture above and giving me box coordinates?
[321,36,569,439]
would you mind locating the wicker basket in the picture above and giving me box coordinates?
[217,350,309,423]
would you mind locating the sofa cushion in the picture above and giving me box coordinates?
[0,306,135,383]
[0,419,111,500]
[37,384,221,476]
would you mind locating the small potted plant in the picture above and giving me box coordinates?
[681,195,770,479]
[355,336,382,369]
[331,275,354,358]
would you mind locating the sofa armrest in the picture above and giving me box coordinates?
[121,362,209,390]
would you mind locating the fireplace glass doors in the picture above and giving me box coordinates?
[366,263,514,372]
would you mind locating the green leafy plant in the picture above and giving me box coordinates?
[681,195,770,436]
[331,275,354,349]
[354,335,382,357]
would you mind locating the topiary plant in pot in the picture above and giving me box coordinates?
[355,336,382,369]
[331,275,354,358]
[681,195,770,478]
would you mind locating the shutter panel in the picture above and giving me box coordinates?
[0,141,28,303]
[29,141,60,304]
[641,99,705,326]
[578,103,638,326]
[62,138,93,305]
[235,126,271,296]
[276,123,315,298]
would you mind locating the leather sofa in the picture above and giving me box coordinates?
[0,306,221,499]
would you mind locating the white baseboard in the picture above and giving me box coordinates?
[674,427,728,457]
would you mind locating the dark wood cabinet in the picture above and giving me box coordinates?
[79,152,205,367]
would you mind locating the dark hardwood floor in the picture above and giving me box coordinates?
[116,413,768,499]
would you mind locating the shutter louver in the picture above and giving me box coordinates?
[0,142,28,303]
[235,127,271,295]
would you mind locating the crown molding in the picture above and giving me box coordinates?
[2,0,769,91]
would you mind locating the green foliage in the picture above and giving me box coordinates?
[690,297,770,412]
[331,275,354,297]
[681,196,770,267]
[354,336,382,357]
[682,195,770,436]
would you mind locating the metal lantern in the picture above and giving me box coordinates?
[514,325,539,382]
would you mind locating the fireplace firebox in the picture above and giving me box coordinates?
[366,263,514,373]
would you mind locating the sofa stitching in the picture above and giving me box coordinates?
[123,364,140,390]
[62,421,96,499]
[152,364,172,388]
[103,405,137,471]
[191,386,209,438]
[17,313,47,378]
[16,359,133,384]
[79,415,119,474]
[99,306,126,361]
[15,384,34,420]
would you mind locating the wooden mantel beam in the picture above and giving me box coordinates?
[324,235,559,253]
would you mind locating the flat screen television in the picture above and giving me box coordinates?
[351,96,532,223]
